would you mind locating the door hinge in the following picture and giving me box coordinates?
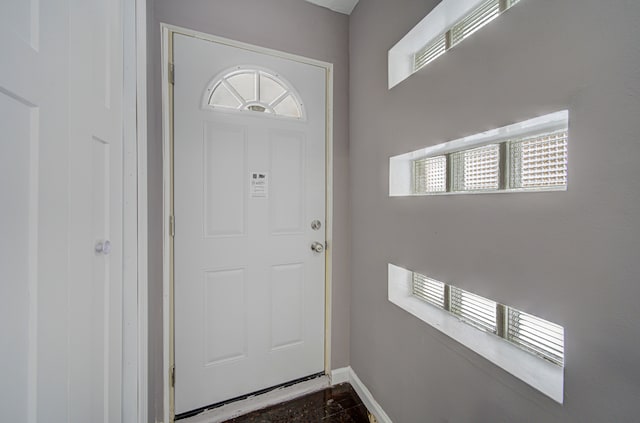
[169,63,175,85]
[169,215,175,238]
[170,365,175,388]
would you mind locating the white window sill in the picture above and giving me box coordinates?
[388,264,564,403]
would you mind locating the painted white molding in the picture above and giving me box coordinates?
[388,264,564,403]
[332,367,393,423]
[329,367,350,385]
[160,24,172,423]
[122,0,148,421]
[135,1,149,423]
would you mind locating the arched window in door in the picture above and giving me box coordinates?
[203,66,304,119]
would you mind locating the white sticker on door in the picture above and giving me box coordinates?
[250,172,269,199]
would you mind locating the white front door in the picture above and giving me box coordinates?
[173,33,327,414]
[0,0,124,421]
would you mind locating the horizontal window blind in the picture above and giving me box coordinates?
[451,144,500,191]
[509,130,568,189]
[414,33,447,71]
[412,273,446,308]
[450,287,497,333]
[414,155,447,193]
[407,0,522,75]
[410,269,565,367]
[450,0,501,46]
[508,309,565,366]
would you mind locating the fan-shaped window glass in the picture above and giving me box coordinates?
[206,67,304,119]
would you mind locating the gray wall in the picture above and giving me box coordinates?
[146,1,350,421]
[349,0,640,422]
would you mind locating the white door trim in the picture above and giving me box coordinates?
[135,1,149,422]
[123,0,148,421]
[160,23,334,423]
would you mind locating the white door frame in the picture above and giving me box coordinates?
[160,24,334,423]
[123,0,148,422]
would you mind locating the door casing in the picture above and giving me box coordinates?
[160,24,334,423]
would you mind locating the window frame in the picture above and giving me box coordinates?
[389,264,565,403]
[389,110,569,197]
[201,65,307,121]
[389,0,522,88]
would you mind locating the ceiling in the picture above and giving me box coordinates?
[304,0,359,15]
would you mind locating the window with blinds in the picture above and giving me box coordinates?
[410,269,565,367]
[412,273,446,308]
[413,0,521,72]
[414,33,447,71]
[450,287,497,333]
[450,0,501,46]
[508,308,564,366]
[410,113,569,195]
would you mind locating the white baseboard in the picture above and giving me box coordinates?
[330,367,351,384]
[330,367,392,423]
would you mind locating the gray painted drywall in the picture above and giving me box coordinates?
[146,1,350,421]
[349,0,640,421]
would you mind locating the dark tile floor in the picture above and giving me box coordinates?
[223,383,371,423]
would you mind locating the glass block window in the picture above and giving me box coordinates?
[509,130,568,189]
[404,111,568,196]
[409,268,565,368]
[451,144,500,192]
[508,308,565,366]
[414,155,447,193]
[205,67,303,119]
[450,286,497,333]
[412,273,445,308]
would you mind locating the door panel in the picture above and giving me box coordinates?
[0,87,36,423]
[269,130,305,234]
[0,0,124,421]
[270,263,305,349]
[174,33,327,414]
[205,268,248,365]
[203,122,248,237]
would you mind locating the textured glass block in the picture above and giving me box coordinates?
[413,155,447,194]
[451,144,500,191]
[412,273,445,308]
[508,308,564,366]
[450,0,501,46]
[450,287,497,333]
[509,130,568,189]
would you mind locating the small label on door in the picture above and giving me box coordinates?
[250,172,269,199]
